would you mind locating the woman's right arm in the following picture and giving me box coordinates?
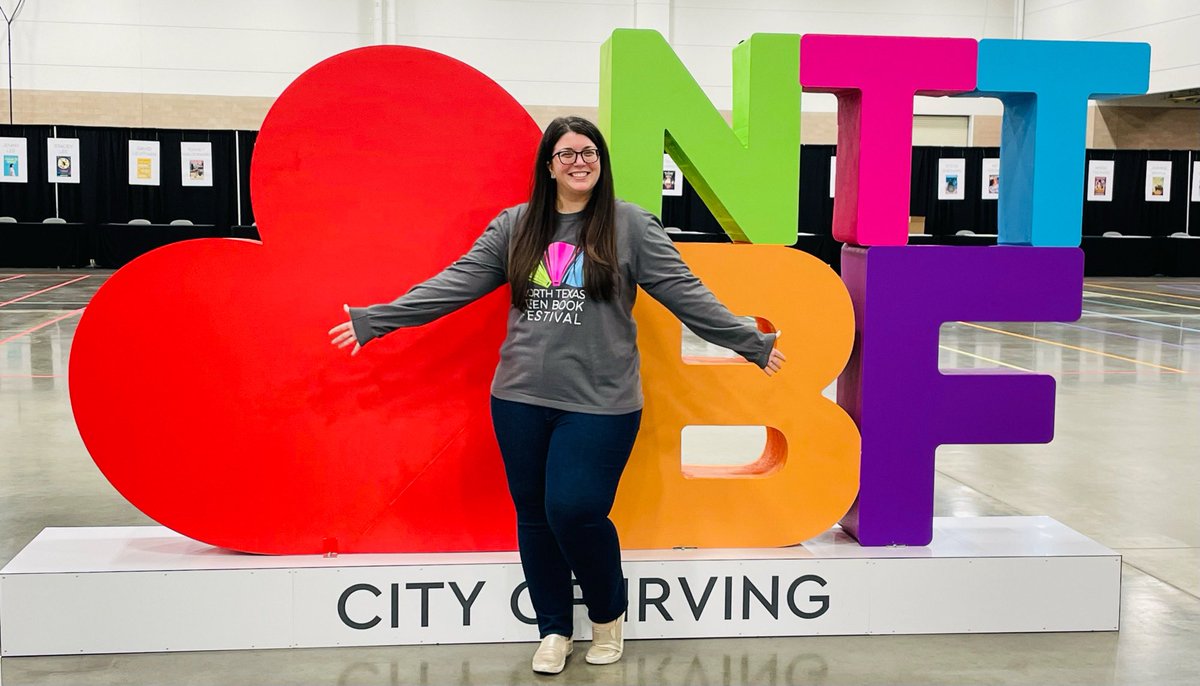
[345,208,514,347]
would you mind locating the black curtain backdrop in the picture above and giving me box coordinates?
[662,145,1196,241]
[1081,149,1190,236]
[910,146,1001,236]
[237,130,258,226]
[0,124,55,221]
[1189,151,1199,235]
[1,130,1196,258]
[798,144,836,235]
[661,144,839,237]
[51,125,102,224]
[11,126,238,228]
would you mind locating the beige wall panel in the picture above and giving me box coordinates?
[4,90,274,130]
[971,115,1002,147]
[1093,106,1200,150]
[524,105,600,131]
[802,112,838,145]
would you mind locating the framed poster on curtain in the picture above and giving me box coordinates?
[0,137,28,183]
[47,138,81,184]
[129,140,161,186]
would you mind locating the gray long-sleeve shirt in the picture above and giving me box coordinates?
[349,200,776,414]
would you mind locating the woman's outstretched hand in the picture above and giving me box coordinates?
[329,304,362,356]
[763,330,786,377]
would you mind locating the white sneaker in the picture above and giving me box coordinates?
[585,612,624,664]
[531,634,573,674]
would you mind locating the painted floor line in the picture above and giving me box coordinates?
[1060,369,1155,375]
[938,345,1032,372]
[1080,292,1171,314]
[1080,295,1180,316]
[0,309,85,346]
[1083,291,1200,312]
[1157,283,1200,295]
[0,274,27,284]
[1079,310,1200,336]
[1050,320,1200,349]
[1082,295,1165,315]
[1081,312,1200,320]
[0,275,91,308]
[1087,282,1200,303]
[957,322,1187,373]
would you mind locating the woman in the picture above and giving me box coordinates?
[329,116,785,675]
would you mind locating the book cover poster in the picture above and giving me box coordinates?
[661,153,681,197]
[0,137,27,183]
[937,158,966,200]
[829,156,836,198]
[47,138,81,184]
[981,157,999,199]
[1087,160,1114,202]
[129,140,161,186]
[1144,160,1171,202]
[181,141,214,187]
[1192,161,1200,202]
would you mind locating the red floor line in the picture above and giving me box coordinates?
[0,275,90,308]
[0,274,28,284]
[0,308,85,346]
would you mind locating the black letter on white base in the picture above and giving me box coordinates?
[338,583,382,630]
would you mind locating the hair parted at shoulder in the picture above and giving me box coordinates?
[507,116,619,311]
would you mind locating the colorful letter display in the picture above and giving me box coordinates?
[615,245,860,548]
[68,31,1150,554]
[600,30,801,244]
[974,39,1150,246]
[800,35,978,246]
[837,246,1084,545]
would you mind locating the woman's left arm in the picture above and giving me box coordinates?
[633,216,778,369]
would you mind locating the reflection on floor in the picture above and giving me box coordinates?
[1,270,1198,685]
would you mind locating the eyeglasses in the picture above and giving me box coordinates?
[552,148,599,165]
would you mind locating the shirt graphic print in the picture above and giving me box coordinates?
[524,241,585,325]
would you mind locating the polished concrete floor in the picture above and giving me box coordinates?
[0,268,1198,685]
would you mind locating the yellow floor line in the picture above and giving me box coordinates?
[1086,282,1200,304]
[1082,290,1200,312]
[938,345,1032,372]
[956,322,1187,373]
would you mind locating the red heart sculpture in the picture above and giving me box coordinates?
[69,47,541,554]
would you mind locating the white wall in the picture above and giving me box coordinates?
[671,0,1011,115]
[7,0,372,97]
[1023,0,1200,95]
[5,0,1016,114]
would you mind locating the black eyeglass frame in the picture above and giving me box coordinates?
[551,148,600,165]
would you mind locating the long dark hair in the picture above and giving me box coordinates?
[508,116,618,311]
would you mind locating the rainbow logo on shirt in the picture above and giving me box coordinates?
[529,241,584,288]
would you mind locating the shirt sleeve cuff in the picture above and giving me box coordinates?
[348,307,375,346]
[751,332,777,368]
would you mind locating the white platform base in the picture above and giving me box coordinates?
[0,516,1120,656]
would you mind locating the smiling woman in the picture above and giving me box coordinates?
[328,115,785,675]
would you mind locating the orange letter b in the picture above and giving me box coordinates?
[613,244,860,548]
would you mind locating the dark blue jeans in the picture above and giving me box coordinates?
[490,396,642,638]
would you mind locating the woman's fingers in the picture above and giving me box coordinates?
[763,347,785,376]
[331,306,360,356]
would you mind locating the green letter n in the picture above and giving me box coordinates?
[599,30,799,245]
